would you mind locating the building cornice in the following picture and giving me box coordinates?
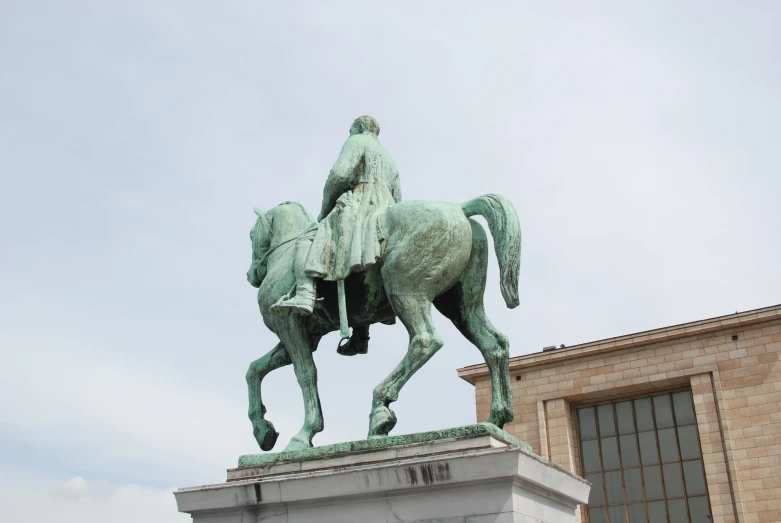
[457,303,781,385]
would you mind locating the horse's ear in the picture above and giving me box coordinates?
[253,206,264,218]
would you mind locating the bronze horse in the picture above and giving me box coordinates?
[246,194,520,451]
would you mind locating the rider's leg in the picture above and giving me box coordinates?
[270,237,317,316]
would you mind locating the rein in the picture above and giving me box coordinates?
[259,223,318,266]
[266,234,299,257]
[267,224,317,256]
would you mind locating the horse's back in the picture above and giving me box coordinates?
[381,201,472,299]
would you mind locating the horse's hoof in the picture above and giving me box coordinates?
[254,420,279,451]
[260,428,279,451]
[283,437,311,452]
[368,406,397,438]
[488,405,514,430]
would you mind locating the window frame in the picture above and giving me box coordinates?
[575,389,711,523]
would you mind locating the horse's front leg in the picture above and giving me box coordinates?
[279,319,323,451]
[246,342,292,451]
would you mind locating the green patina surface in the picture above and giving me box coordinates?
[238,423,532,467]
[245,116,522,454]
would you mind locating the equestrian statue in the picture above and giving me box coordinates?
[246,116,521,452]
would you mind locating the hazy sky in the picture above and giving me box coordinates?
[1,1,780,521]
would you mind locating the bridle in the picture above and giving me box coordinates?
[255,218,318,268]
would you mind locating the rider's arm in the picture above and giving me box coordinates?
[318,136,364,221]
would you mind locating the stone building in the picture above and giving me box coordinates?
[458,304,781,523]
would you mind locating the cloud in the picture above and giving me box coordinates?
[1,469,188,523]
[51,476,117,500]
[0,333,303,486]
[1,2,780,523]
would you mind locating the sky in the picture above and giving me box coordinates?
[1,1,780,521]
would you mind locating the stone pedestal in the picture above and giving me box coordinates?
[175,424,589,523]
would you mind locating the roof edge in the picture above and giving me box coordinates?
[457,303,781,385]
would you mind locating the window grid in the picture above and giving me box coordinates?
[577,390,711,523]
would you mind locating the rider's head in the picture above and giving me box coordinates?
[349,116,380,137]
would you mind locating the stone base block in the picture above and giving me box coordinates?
[175,428,589,523]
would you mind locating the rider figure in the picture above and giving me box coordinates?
[270,116,402,329]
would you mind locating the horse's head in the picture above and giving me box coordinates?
[247,206,270,288]
[246,202,315,288]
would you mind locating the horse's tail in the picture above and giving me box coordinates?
[461,194,521,309]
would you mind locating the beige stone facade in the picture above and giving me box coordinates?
[458,304,781,523]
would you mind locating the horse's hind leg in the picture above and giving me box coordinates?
[368,295,444,438]
[443,297,513,429]
[246,342,291,450]
[434,219,514,429]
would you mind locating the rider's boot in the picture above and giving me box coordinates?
[338,325,370,356]
[271,280,316,316]
[270,236,317,316]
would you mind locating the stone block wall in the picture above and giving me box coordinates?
[459,305,781,523]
